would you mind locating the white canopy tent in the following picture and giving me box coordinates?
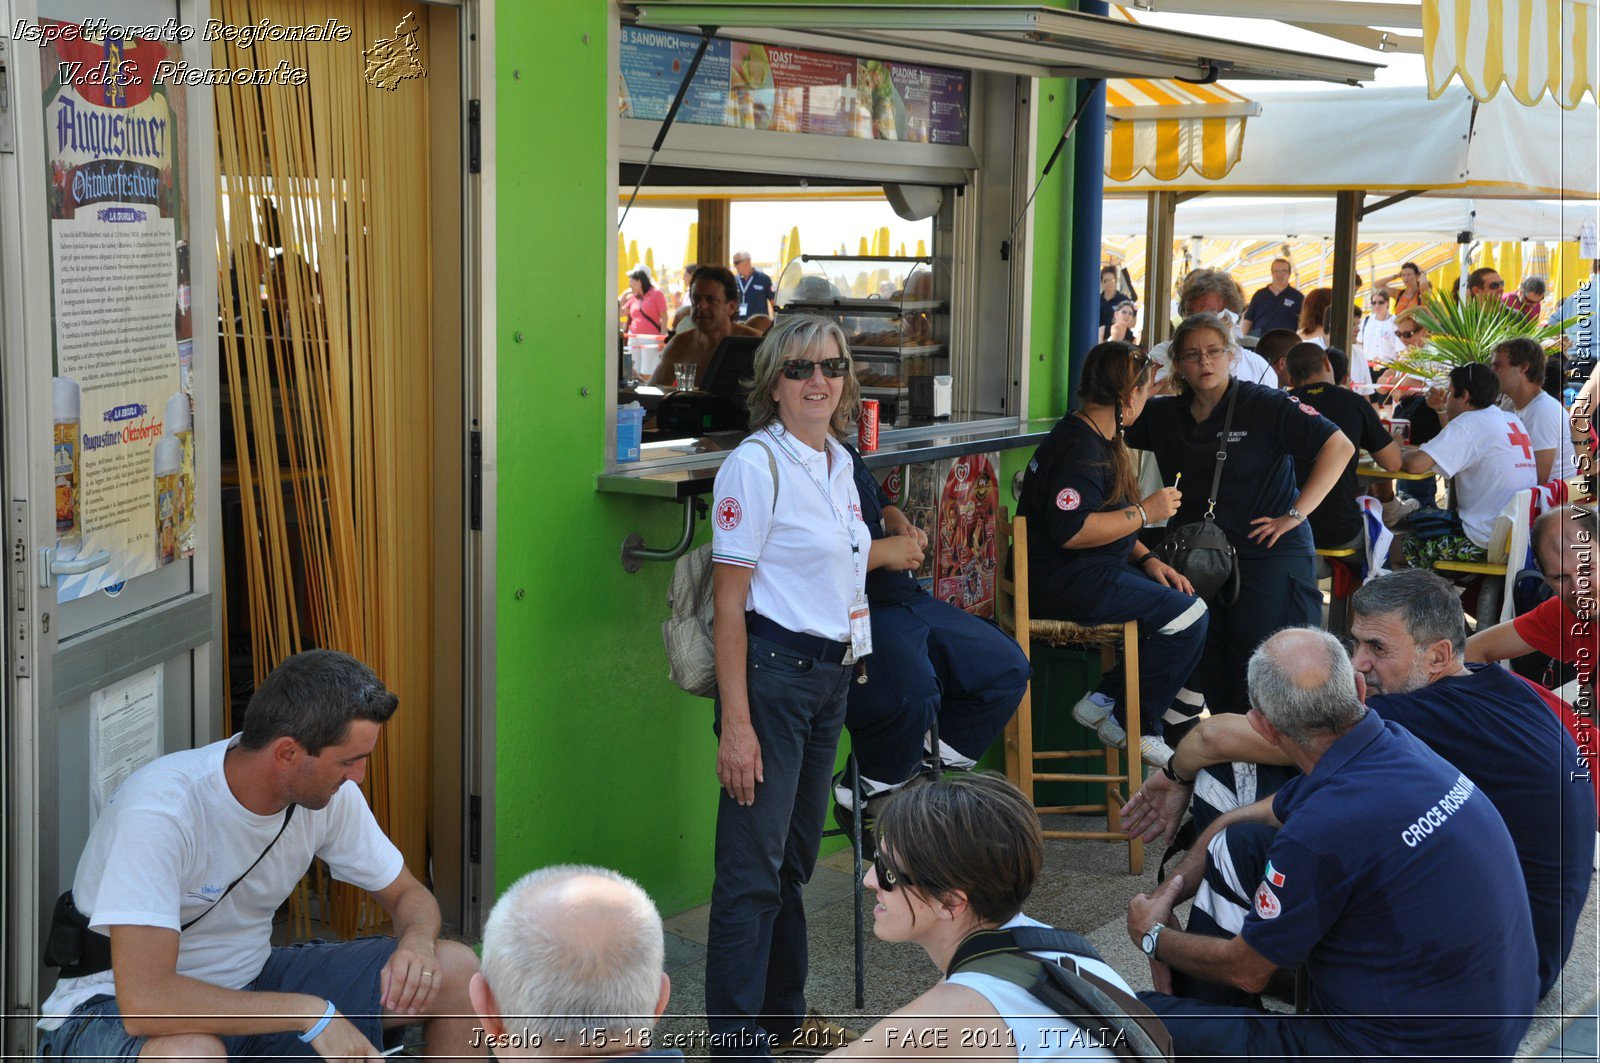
[1100,196,1598,241]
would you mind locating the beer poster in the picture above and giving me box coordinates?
[41,21,194,601]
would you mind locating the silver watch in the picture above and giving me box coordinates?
[1287,505,1306,523]
[1141,922,1166,958]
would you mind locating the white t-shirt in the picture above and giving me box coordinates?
[946,914,1133,1060]
[1420,406,1539,547]
[1503,389,1579,482]
[1358,315,1405,366]
[711,425,868,643]
[39,736,404,1028]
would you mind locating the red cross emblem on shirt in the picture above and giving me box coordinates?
[1507,423,1534,460]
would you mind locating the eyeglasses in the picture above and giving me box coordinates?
[780,357,851,380]
[1175,347,1229,365]
[873,853,913,891]
[1396,329,1421,340]
[1487,281,1506,291]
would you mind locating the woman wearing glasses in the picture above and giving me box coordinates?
[1125,314,1353,727]
[706,315,921,1057]
[1017,341,1205,767]
[824,772,1138,1061]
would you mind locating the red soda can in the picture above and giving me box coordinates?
[858,399,880,452]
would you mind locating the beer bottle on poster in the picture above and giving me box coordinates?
[53,377,82,560]
[165,392,194,547]
[153,435,182,567]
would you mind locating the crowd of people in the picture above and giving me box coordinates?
[35,255,1595,1063]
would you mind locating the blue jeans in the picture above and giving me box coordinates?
[1035,563,1209,737]
[36,935,396,1061]
[706,633,852,1060]
[845,597,1028,786]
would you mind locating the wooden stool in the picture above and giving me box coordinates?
[997,509,1143,874]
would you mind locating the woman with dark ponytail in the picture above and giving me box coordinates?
[1017,342,1208,766]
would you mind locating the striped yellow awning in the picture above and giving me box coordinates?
[1424,0,1599,109]
[1104,78,1259,182]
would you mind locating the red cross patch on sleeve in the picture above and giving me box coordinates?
[716,497,742,530]
[1056,488,1081,511]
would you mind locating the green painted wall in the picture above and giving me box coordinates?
[492,0,1077,916]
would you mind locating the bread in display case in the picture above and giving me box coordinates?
[775,255,949,425]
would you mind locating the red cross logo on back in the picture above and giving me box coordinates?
[1507,423,1534,460]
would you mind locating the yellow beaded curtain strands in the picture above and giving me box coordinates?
[214,0,434,939]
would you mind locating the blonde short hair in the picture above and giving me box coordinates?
[745,315,860,440]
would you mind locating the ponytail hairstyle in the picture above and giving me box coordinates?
[1075,340,1150,507]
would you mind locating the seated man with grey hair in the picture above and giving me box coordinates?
[1126,569,1594,998]
[1127,626,1538,1059]
[1147,269,1276,389]
[471,865,678,1058]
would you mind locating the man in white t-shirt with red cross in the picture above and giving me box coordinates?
[1491,336,1580,484]
[1401,363,1538,563]
[37,649,483,1062]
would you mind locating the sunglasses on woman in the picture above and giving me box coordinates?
[781,357,852,380]
[873,852,913,891]
[1396,328,1420,340]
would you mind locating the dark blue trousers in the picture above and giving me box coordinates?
[706,633,851,1060]
[845,596,1028,787]
[1187,549,1320,720]
[1036,563,1209,737]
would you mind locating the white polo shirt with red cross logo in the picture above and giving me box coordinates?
[1419,405,1538,547]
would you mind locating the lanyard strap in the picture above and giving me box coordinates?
[737,273,756,297]
[767,427,862,582]
[1204,382,1241,520]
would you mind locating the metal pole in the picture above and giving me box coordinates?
[1330,190,1361,353]
[1143,191,1176,347]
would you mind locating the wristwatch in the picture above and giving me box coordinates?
[1286,504,1306,523]
[1141,922,1166,959]
[1162,754,1193,786]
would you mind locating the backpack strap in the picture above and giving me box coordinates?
[948,928,1173,1062]
[748,437,779,513]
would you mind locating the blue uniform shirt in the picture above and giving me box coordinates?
[735,269,775,320]
[1243,709,1538,1059]
[1125,380,1338,561]
[846,444,925,608]
[1244,284,1304,336]
[1016,414,1139,603]
[1373,664,1596,996]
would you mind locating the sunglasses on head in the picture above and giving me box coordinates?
[873,852,913,891]
[781,357,851,380]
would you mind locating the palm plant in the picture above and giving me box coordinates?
[1386,295,1579,380]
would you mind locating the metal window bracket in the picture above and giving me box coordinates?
[0,35,15,154]
[621,497,704,574]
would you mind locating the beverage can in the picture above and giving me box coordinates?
[858,399,879,452]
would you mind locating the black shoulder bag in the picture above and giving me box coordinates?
[43,805,297,978]
[1155,383,1241,606]
[948,927,1174,1062]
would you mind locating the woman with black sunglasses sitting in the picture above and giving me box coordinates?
[705,315,922,1058]
[822,772,1139,1060]
[1017,341,1204,768]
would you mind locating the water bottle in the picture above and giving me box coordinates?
[1565,385,1579,409]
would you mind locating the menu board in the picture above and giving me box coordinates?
[40,22,195,602]
[620,26,969,146]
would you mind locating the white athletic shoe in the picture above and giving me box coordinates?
[1138,735,1177,768]
[1382,495,1421,527]
[1096,713,1127,747]
[1072,692,1115,729]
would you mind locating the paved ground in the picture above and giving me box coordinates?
[653,815,1600,1061]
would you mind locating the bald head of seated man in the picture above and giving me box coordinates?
[649,265,761,387]
[470,864,674,1058]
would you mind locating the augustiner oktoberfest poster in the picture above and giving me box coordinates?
[41,21,194,602]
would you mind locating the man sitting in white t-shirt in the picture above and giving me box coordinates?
[37,649,484,1062]
[1491,336,1578,484]
[1401,363,1538,559]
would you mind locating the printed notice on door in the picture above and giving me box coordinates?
[89,665,163,818]
[41,21,195,602]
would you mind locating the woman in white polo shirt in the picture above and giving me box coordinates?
[706,314,921,1057]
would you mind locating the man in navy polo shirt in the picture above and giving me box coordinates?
[1128,627,1537,1061]
[1124,569,1594,1002]
[1240,258,1304,338]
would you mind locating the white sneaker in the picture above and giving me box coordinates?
[1072,692,1115,729]
[1096,713,1127,748]
[1382,495,1421,528]
[1138,735,1177,768]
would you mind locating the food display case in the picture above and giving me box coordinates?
[775,255,950,426]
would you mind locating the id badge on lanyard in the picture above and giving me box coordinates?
[848,590,872,660]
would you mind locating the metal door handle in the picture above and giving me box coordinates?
[38,548,111,586]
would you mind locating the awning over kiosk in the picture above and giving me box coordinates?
[1424,0,1599,109]
[625,3,1380,85]
[1105,78,1258,181]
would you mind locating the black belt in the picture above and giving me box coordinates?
[746,613,849,664]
